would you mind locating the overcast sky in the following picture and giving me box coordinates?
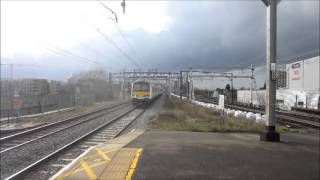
[1,0,319,88]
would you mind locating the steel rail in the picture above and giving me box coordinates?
[224,104,320,129]
[0,103,131,153]
[0,102,130,142]
[0,104,132,154]
[5,107,139,180]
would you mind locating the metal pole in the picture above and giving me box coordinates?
[109,73,113,99]
[231,77,234,104]
[250,64,254,106]
[10,64,14,120]
[186,71,189,100]
[188,65,193,100]
[120,70,124,99]
[168,78,172,99]
[179,71,182,100]
[260,0,280,142]
[305,96,307,109]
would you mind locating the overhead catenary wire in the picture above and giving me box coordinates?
[114,23,147,68]
[94,0,141,69]
[42,43,102,66]
[97,0,118,23]
[88,22,142,69]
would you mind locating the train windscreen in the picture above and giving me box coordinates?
[133,82,150,91]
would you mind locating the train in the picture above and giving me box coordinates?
[131,80,162,106]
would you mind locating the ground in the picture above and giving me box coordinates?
[148,96,299,133]
[0,99,125,132]
[123,95,168,133]
[126,131,320,180]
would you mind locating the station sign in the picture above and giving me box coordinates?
[291,63,301,69]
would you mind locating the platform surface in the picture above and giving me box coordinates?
[52,130,145,180]
[125,131,319,180]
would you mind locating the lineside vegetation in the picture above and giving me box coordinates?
[149,97,292,133]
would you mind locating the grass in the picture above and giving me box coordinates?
[71,102,96,113]
[149,97,292,133]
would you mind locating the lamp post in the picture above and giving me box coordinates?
[260,0,280,142]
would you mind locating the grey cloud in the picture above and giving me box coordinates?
[2,0,319,84]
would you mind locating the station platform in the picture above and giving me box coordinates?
[53,130,319,180]
[51,129,145,180]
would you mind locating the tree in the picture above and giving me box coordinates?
[225,83,230,90]
[260,82,266,90]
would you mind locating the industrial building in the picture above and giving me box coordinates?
[286,56,319,91]
[237,56,320,110]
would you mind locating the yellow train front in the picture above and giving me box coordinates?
[131,80,162,106]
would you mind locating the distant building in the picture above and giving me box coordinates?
[17,79,49,96]
[0,79,11,96]
[49,80,62,94]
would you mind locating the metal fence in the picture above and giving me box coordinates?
[0,93,95,118]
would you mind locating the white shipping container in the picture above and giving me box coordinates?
[237,89,319,110]
[286,56,319,91]
[237,90,265,106]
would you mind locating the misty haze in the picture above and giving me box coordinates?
[0,1,319,180]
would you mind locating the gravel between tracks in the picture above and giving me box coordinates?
[0,100,126,132]
[124,94,167,132]
[23,109,143,180]
[0,105,134,179]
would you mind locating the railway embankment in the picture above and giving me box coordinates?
[0,99,127,133]
[149,97,315,134]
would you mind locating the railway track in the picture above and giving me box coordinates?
[224,104,320,129]
[0,102,131,152]
[0,102,142,180]
[193,97,319,129]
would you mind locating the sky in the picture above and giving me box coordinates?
[1,0,319,89]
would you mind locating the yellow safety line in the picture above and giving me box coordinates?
[80,159,97,179]
[62,161,108,178]
[83,148,118,160]
[59,148,118,178]
[95,148,111,161]
[125,148,143,180]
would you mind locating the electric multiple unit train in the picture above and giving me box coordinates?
[131,80,162,105]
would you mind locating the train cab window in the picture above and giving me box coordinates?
[133,82,150,91]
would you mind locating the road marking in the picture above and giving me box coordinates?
[56,148,141,180]
[84,148,117,160]
[125,148,143,180]
[80,159,97,179]
[95,147,111,161]
[62,161,108,177]
[57,148,118,179]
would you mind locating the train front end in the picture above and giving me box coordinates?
[131,80,151,106]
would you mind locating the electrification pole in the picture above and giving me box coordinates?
[230,75,234,104]
[120,70,125,99]
[250,64,254,107]
[261,0,280,142]
[180,71,183,100]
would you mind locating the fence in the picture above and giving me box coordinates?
[0,93,95,118]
